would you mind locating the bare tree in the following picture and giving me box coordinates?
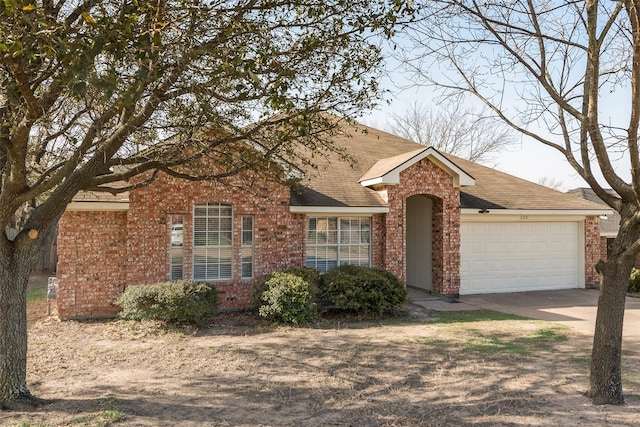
[0,0,410,408]
[537,177,565,191]
[401,0,640,405]
[387,101,516,164]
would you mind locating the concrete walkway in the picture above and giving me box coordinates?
[409,287,640,351]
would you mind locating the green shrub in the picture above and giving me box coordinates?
[629,268,640,293]
[253,267,320,306]
[256,272,319,324]
[320,265,408,314]
[116,280,219,324]
[282,266,321,287]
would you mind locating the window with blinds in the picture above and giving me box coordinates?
[169,215,184,280]
[241,215,254,279]
[306,216,371,273]
[193,203,233,280]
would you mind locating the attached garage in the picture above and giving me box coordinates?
[460,217,584,295]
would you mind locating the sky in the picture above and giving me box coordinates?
[358,45,632,193]
[361,87,592,191]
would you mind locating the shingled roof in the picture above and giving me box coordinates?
[70,118,609,214]
[290,122,428,208]
[452,156,605,211]
[291,119,607,213]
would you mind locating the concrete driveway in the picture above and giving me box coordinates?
[410,288,640,351]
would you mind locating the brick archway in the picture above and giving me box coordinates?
[382,157,461,295]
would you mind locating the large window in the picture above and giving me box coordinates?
[306,216,371,273]
[193,203,233,280]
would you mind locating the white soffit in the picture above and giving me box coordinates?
[289,206,389,214]
[67,201,130,211]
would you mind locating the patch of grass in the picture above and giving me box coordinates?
[68,416,91,425]
[98,396,126,423]
[463,327,568,355]
[420,311,570,356]
[68,396,126,426]
[464,334,530,355]
[429,310,528,323]
[26,285,47,303]
[532,328,569,341]
[570,355,591,364]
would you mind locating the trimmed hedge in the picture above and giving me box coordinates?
[255,272,319,324]
[116,280,219,324]
[321,265,407,314]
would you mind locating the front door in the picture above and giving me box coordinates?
[406,195,432,290]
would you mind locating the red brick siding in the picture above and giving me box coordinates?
[370,213,386,268]
[585,216,600,288]
[127,174,306,310]
[56,211,127,318]
[382,158,461,295]
[57,172,306,318]
[431,197,445,293]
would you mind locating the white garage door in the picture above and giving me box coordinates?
[460,221,581,294]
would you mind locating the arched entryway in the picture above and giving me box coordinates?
[406,195,433,290]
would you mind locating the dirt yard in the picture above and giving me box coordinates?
[3,281,640,426]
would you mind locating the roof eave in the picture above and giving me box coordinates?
[359,174,399,188]
[461,208,613,216]
[67,201,130,211]
[289,205,389,214]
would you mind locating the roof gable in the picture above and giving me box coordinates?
[359,147,475,188]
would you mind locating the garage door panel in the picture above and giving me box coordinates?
[460,221,581,294]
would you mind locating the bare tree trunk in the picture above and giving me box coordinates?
[0,240,43,409]
[587,258,631,405]
[587,206,640,405]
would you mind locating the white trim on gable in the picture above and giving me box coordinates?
[359,147,475,188]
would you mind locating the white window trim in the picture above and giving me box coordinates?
[193,203,233,281]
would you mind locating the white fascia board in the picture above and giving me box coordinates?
[289,206,389,214]
[461,208,612,216]
[360,175,398,187]
[67,201,130,211]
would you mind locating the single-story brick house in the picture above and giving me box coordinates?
[56,120,609,318]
